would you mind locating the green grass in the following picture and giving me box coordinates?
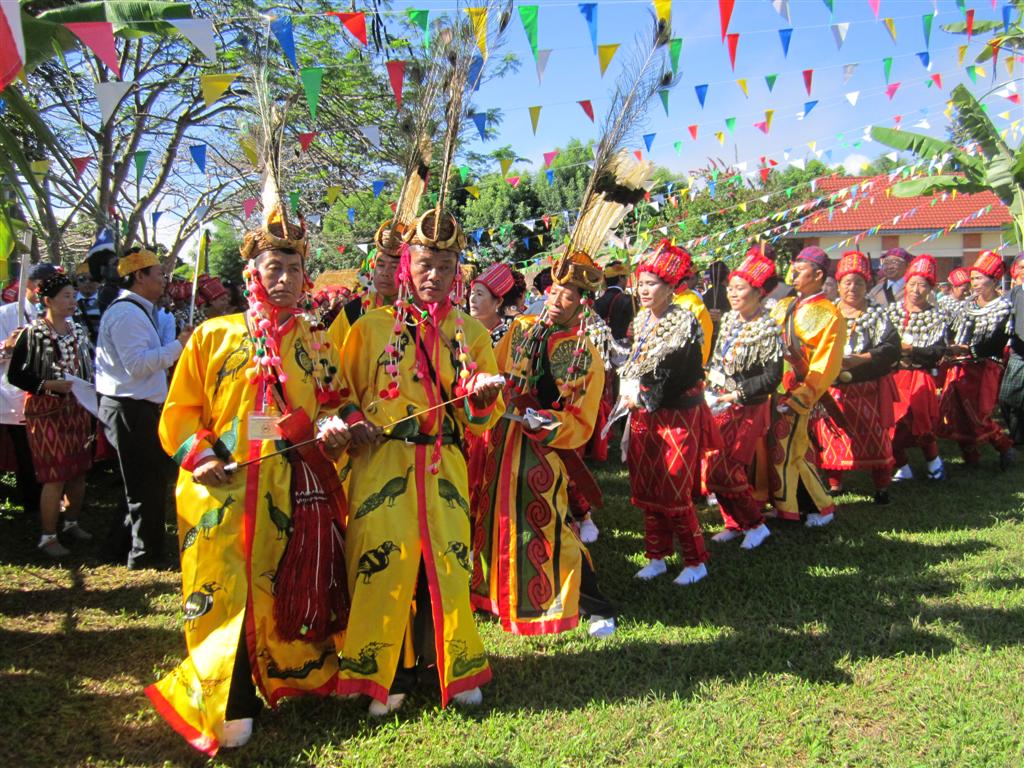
[2,450,1024,767]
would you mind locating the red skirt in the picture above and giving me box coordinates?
[813,376,896,471]
[938,360,1004,444]
[24,393,93,483]
[628,404,721,514]
[892,368,939,437]
[706,401,770,495]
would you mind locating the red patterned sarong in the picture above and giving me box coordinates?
[24,393,93,483]
[706,401,770,531]
[938,360,1013,458]
[893,368,938,437]
[813,376,896,472]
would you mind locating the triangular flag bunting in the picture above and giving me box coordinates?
[133,150,149,184]
[688,124,698,140]
[579,3,598,55]
[270,16,297,68]
[409,9,430,46]
[372,180,386,197]
[519,5,538,60]
[674,140,683,153]
[803,100,818,116]
[465,185,480,199]
[966,65,978,84]
[883,56,893,83]
[765,109,774,131]
[329,12,367,46]
[529,105,541,134]
[669,38,682,74]
[917,51,930,69]
[200,73,238,107]
[714,132,724,145]
[299,67,323,121]
[765,73,777,91]
[243,198,259,218]
[821,0,834,13]
[240,136,258,167]
[71,157,92,180]
[65,22,121,78]
[726,32,739,70]
[719,0,735,41]
[578,100,595,121]
[965,9,974,40]
[736,78,748,97]
[359,125,381,147]
[643,133,656,151]
[189,144,207,172]
[754,121,768,134]
[802,68,813,94]
[779,28,793,57]
[724,117,736,134]
[500,158,513,177]
[543,150,559,167]
[467,7,489,59]
[772,0,791,22]
[843,62,858,82]
[695,84,708,108]
[171,20,217,62]
[845,90,860,106]
[922,12,933,48]
[94,80,131,125]
[958,45,968,66]
[869,0,881,18]
[597,43,619,76]
[883,17,896,43]
[385,60,406,108]
[325,186,341,206]
[930,73,942,89]
[659,89,670,114]
[885,82,901,99]
[831,22,848,49]
[536,49,552,83]
[506,176,520,188]
[297,132,316,152]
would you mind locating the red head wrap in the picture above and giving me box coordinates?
[197,274,229,304]
[947,266,969,288]
[835,250,872,284]
[971,250,1004,280]
[905,254,937,287]
[728,252,776,292]
[472,262,515,298]
[637,239,693,287]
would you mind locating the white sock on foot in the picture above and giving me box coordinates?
[634,559,667,580]
[711,528,742,543]
[805,512,834,528]
[673,563,708,586]
[740,524,771,550]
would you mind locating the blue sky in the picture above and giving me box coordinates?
[386,0,1021,180]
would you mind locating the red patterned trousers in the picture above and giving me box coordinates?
[706,401,769,532]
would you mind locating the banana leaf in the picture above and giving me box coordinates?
[941,20,1004,34]
[951,84,1012,161]
[889,175,988,199]
[984,156,1017,205]
[870,125,983,174]
[19,1,192,73]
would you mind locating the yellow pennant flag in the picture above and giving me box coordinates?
[0,213,13,285]
[883,17,896,42]
[550,215,560,229]
[1001,128,1009,140]
[240,136,259,167]
[499,158,512,176]
[738,202,747,212]
[326,185,342,205]
[736,78,748,97]
[598,43,619,76]
[1007,57,1015,76]
[944,100,954,119]
[974,65,987,78]
[998,110,1011,120]
[538,234,544,246]
[653,0,671,25]
[30,160,50,182]
[201,73,239,107]
[807,140,817,152]
[715,131,725,145]
[765,109,775,131]
[467,7,489,60]
[465,185,480,199]
[529,105,541,135]
[958,45,968,66]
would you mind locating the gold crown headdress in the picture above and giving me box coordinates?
[553,14,676,292]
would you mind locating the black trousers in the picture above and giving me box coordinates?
[225,624,262,720]
[390,560,438,696]
[579,557,616,619]
[99,395,172,568]
[7,424,40,514]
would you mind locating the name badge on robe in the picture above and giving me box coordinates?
[619,378,640,400]
[248,414,281,441]
[707,368,727,388]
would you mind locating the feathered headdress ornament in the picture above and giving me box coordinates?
[552,14,676,293]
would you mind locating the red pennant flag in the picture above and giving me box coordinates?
[297,132,317,151]
[760,168,771,183]
[385,60,405,108]
[578,99,595,121]
[541,214,551,229]
[885,82,901,100]
[718,0,735,41]
[965,9,974,40]
[802,68,813,95]
[754,121,768,134]
[506,176,521,188]
[1008,93,1022,104]
[65,22,121,78]
[930,73,943,89]
[71,157,92,180]
[634,150,643,161]
[337,245,346,254]
[389,201,398,213]
[543,150,560,167]
[329,12,367,45]
[688,124,698,139]
[243,198,259,218]
[726,32,739,70]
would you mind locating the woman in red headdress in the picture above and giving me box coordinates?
[704,249,784,550]
[887,254,950,482]
[811,251,900,503]
[467,262,526,345]
[937,250,1015,469]
[621,240,717,585]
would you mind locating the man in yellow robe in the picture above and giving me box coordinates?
[768,246,846,527]
[673,274,713,364]
[337,209,503,716]
[471,253,616,637]
[146,211,352,755]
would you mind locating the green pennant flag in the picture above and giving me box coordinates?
[459,165,470,183]
[659,89,670,116]
[786,187,794,198]
[673,140,682,153]
[725,116,736,134]
[765,73,777,91]
[0,213,13,284]
[966,65,977,84]
[300,67,324,120]
[519,5,538,60]
[883,56,893,84]
[134,150,150,184]
[922,12,934,48]
[669,38,682,74]
[289,191,299,215]
[409,9,430,46]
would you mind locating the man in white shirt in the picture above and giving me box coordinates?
[867,247,911,307]
[0,262,59,515]
[96,247,191,569]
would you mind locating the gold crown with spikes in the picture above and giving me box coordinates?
[553,250,604,293]
[240,203,308,263]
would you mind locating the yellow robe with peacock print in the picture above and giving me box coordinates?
[145,313,343,756]
[674,289,713,364]
[471,314,605,634]
[337,304,502,705]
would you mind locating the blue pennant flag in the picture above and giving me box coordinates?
[372,180,386,198]
[472,228,484,243]
[468,55,484,91]
[152,211,163,228]
[347,207,356,224]
[708,181,716,199]
[189,144,207,174]
[695,83,708,108]
[643,133,656,152]
[916,51,930,69]
[578,3,598,55]
[1003,5,1013,33]
[546,169,554,185]
[470,113,488,141]
[523,238,530,249]
[779,28,793,57]
[270,17,298,68]
[804,100,818,116]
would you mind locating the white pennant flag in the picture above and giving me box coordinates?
[771,0,791,23]
[359,125,381,147]
[536,49,552,84]
[789,158,806,170]
[649,200,661,212]
[886,151,899,162]
[842,63,858,83]
[171,19,218,62]
[95,81,132,125]
[522,219,535,232]
[356,243,369,254]
[194,204,210,221]
[845,90,860,106]
[915,119,931,129]
[831,22,849,50]
[735,161,748,172]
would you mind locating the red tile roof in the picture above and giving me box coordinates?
[795,174,1011,234]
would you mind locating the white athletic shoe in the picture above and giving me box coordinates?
[588,615,616,638]
[220,718,253,749]
[368,693,406,717]
[579,518,599,544]
[892,464,914,482]
[740,524,771,550]
[634,558,667,580]
[711,528,742,543]
[673,563,708,586]
[804,512,834,528]
[451,687,483,707]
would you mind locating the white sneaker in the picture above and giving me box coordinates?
[740,524,771,550]
[579,518,599,544]
[711,528,742,543]
[451,687,483,707]
[634,558,667,580]
[705,493,719,507]
[892,464,914,482]
[673,563,708,586]
[588,615,616,638]
[805,512,834,528]
[62,521,93,541]
[220,718,253,749]
[368,693,406,717]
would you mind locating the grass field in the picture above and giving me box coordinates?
[2,447,1024,768]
